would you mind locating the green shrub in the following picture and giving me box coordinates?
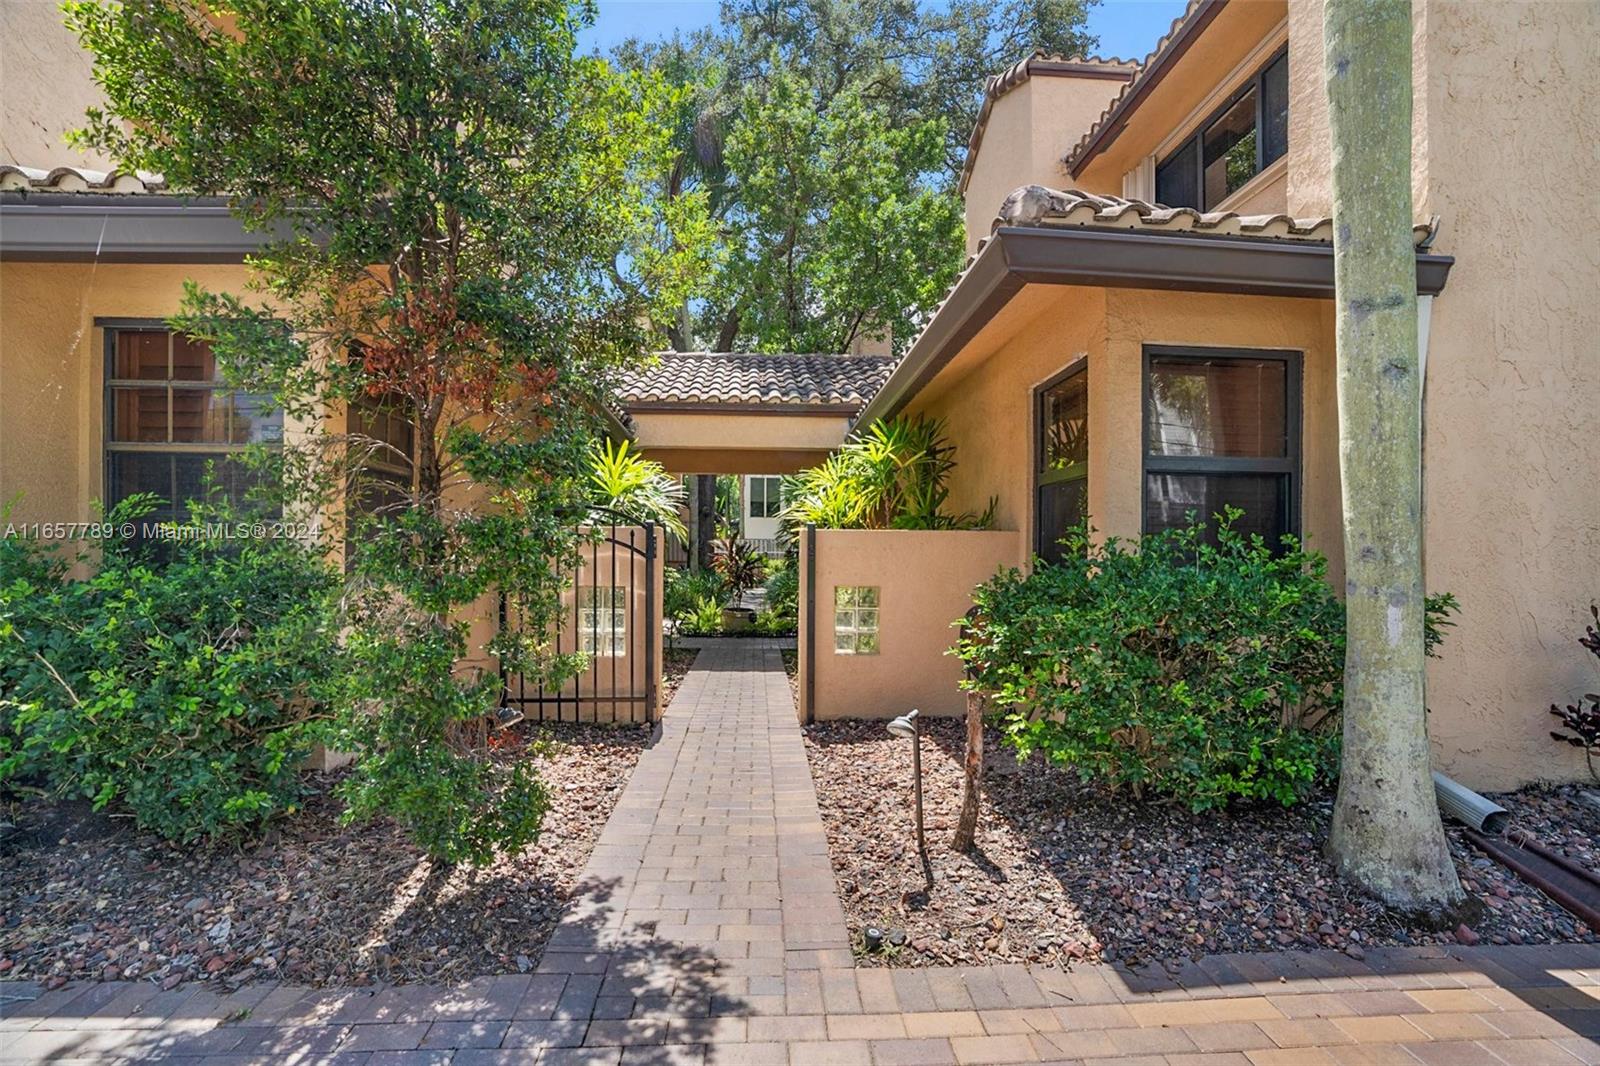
[666,567,725,623]
[764,558,799,619]
[0,499,340,841]
[957,513,1345,810]
[679,594,725,636]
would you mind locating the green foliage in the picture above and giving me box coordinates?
[64,0,710,863]
[665,566,725,623]
[763,556,799,619]
[780,414,996,535]
[587,438,688,541]
[957,514,1346,810]
[613,0,1094,352]
[713,536,767,604]
[683,594,725,636]
[0,498,340,841]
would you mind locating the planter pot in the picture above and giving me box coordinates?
[721,606,755,631]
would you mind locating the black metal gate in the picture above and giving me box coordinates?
[499,510,659,723]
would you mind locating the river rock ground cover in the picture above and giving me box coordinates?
[804,717,1598,972]
[0,720,651,990]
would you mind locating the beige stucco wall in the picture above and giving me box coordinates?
[0,1,111,169]
[799,529,1021,723]
[906,283,1344,581]
[630,409,851,475]
[0,261,257,526]
[962,74,1135,254]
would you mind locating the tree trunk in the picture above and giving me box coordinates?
[694,473,717,571]
[952,689,983,851]
[1323,0,1463,916]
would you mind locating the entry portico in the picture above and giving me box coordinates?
[616,352,896,476]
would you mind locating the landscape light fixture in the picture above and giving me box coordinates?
[885,709,928,864]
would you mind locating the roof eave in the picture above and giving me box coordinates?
[0,194,274,263]
[1065,0,1228,178]
[854,225,1454,427]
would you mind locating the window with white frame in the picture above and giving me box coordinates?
[578,586,627,657]
[747,475,783,519]
[833,586,879,655]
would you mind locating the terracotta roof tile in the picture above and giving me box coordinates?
[0,164,168,194]
[619,352,897,409]
[995,184,1437,246]
[957,53,1137,194]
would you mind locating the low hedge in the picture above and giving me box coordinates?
[957,515,1346,809]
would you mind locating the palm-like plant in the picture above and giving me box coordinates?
[713,535,767,605]
[778,414,996,537]
[587,439,688,542]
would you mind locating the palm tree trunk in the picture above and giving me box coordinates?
[1323,0,1464,917]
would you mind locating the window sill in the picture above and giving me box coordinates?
[1212,156,1288,215]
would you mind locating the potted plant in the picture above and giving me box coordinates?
[713,535,766,631]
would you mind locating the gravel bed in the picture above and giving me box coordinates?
[805,718,1599,971]
[0,721,648,989]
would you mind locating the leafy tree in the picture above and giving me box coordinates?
[615,0,1096,353]
[66,0,708,863]
[1321,0,1464,914]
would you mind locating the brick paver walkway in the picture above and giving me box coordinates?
[6,641,1600,1064]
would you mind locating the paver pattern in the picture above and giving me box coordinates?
[6,641,1600,1064]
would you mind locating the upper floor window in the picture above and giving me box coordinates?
[1155,48,1288,211]
[104,325,282,523]
[747,475,782,519]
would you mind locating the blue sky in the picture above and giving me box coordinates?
[577,1,1190,63]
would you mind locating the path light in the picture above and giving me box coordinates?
[886,709,928,866]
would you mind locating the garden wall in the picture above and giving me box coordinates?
[798,528,1021,724]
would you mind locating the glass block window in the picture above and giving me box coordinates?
[833,586,880,655]
[578,586,627,658]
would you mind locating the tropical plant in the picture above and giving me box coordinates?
[66,0,709,864]
[1550,604,1600,781]
[763,555,799,619]
[779,414,996,536]
[587,438,688,541]
[713,535,766,605]
[665,566,725,624]
[683,594,724,635]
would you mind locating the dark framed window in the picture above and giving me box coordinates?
[1142,346,1300,549]
[1155,47,1288,211]
[1035,361,1088,564]
[102,322,282,522]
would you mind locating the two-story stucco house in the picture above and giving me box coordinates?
[848,0,1596,789]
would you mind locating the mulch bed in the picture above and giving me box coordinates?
[804,718,1599,972]
[660,645,700,707]
[0,721,649,990]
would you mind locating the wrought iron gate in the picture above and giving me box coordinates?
[499,511,660,723]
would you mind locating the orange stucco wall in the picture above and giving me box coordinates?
[905,284,1344,583]
[962,73,1133,254]
[0,261,258,526]
[799,529,1021,723]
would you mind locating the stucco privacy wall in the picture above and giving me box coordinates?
[799,529,1020,723]
[0,261,255,527]
[905,283,1344,583]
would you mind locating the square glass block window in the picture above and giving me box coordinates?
[833,585,879,655]
[578,586,627,658]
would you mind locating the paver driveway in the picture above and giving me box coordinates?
[6,641,1600,1064]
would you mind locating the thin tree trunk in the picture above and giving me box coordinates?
[694,473,717,571]
[1323,0,1463,916]
[952,689,983,851]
